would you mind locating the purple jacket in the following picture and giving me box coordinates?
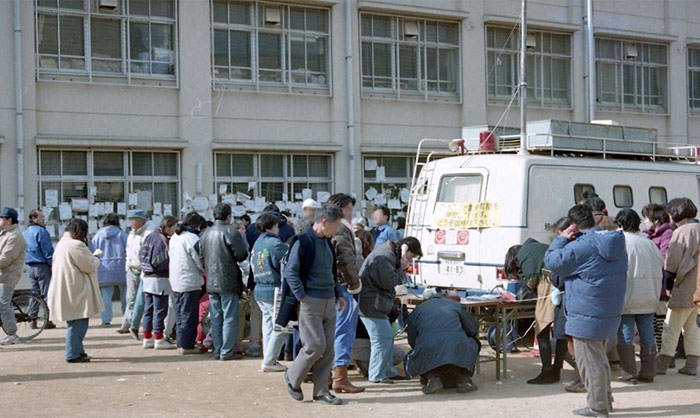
[645,223,673,258]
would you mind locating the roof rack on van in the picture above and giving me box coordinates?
[458,120,699,163]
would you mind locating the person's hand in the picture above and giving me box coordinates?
[400,257,410,271]
[336,297,347,313]
[93,249,103,257]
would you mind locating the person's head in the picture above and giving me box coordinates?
[504,245,522,277]
[583,196,608,226]
[177,212,207,235]
[302,199,320,219]
[159,215,179,237]
[372,205,391,226]
[396,236,422,263]
[328,193,356,223]
[550,216,572,234]
[579,190,599,204]
[29,209,45,226]
[396,216,406,230]
[66,218,89,246]
[240,214,251,228]
[352,217,368,235]
[213,203,232,224]
[263,203,280,214]
[313,203,344,238]
[615,208,641,233]
[567,204,596,230]
[641,204,669,232]
[666,197,698,226]
[256,212,280,235]
[0,207,19,230]
[127,209,147,230]
[103,213,121,228]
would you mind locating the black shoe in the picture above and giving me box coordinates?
[527,368,559,384]
[220,353,243,361]
[421,377,443,394]
[80,352,90,359]
[371,378,394,384]
[102,322,111,327]
[66,356,91,363]
[45,321,57,329]
[390,375,410,381]
[284,373,304,401]
[313,392,342,405]
[456,378,478,394]
[285,353,293,362]
[129,328,140,341]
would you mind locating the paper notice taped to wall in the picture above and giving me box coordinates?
[365,187,378,201]
[129,193,138,206]
[219,184,228,195]
[117,202,127,216]
[302,189,312,200]
[88,219,98,235]
[58,203,72,220]
[375,166,386,182]
[164,204,172,216]
[432,202,502,229]
[153,202,162,215]
[364,159,377,171]
[137,190,152,210]
[71,199,89,213]
[400,188,410,203]
[388,199,401,210]
[317,191,330,203]
[45,190,59,208]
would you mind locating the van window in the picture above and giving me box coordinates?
[436,175,482,203]
[574,184,596,203]
[649,187,667,205]
[613,186,633,208]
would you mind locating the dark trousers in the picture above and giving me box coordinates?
[28,264,51,318]
[538,325,569,370]
[142,292,169,334]
[173,290,200,349]
[422,365,471,388]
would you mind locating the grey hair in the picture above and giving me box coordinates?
[314,203,344,224]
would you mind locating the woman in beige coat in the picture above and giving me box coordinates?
[48,219,104,363]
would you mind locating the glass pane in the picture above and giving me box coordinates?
[214,29,228,66]
[212,0,228,23]
[60,16,84,56]
[598,62,617,103]
[40,151,61,176]
[307,36,326,75]
[231,154,254,177]
[260,155,284,177]
[382,157,408,178]
[132,152,152,176]
[38,0,58,7]
[361,42,372,77]
[260,182,284,202]
[306,8,328,33]
[95,181,125,203]
[94,152,124,176]
[426,47,437,81]
[215,154,232,177]
[690,49,700,68]
[494,27,513,50]
[292,155,308,177]
[613,186,633,208]
[426,22,437,43]
[130,22,150,67]
[551,33,570,55]
[399,45,417,90]
[574,184,595,203]
[439,23,459,45]
[61,0,84,10]
[308,156,329,177]
[258,33,281,69]
[151,0,174,18]
[361,14,371,37]
[372,15,392,38]
[439,48,457,86]
[230,30,251,70]
[373,43,392,77]
[290,35,305,72]
[229,1,250,25]
[153,153,177,176]
[129,0,149,16]
[91,19,121,59]
[597,39,617,59]
[62,151,87,175]
[647,44,666,64]
[649,187,667,205]
[290,7,304,30]
[154,182,178,206]
[64,182,88,202]
[436,175,482,203]
[151,23,174,75]
[38,15,58,55]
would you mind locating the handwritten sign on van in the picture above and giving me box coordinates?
[433,201,502,229]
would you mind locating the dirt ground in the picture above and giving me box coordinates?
[1,312,699,418]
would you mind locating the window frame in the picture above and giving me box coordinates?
[613,185,634,209]
[485,25,573,109]
[689,46,700,113]
[359,11,462,103]
[648,186,668,205]
[594,37,669,114]
[210,0,332,96]
[34,0,179,88]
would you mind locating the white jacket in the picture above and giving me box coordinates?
[168,231,205,293]
[622,231,663,315]
[126,224,152,271]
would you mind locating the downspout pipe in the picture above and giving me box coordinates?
[14,0,24,210]
[345,0,355,196]
[518,0,529,155]
[585,0,595,122]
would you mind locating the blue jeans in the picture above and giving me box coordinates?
[173,290,200,349]
[130,279,145,331]
[334,286,359,368]
[65,318,90,361]
[360,316,399,381]
[28,264,51,318]
[209,292,239,358]
[100,285,126,325]
[0,284,17,336]
[618,313,655,346]
[142,292,169,334]
[257,300,287,367]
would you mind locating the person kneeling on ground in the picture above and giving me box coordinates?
[404,289,480,395]
[352,305,406,378]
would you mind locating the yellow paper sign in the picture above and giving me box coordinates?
[433,201,502,229]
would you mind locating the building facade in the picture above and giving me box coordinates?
[1,0,699,231]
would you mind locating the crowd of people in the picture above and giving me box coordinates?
[505,194,700,417]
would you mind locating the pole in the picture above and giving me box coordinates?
[345,0,356,195]
[14,0,24,210]
[585,0,596,122]
[518,0,529,155]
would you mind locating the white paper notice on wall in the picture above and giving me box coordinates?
[248,181,257,191]
[275,201,286,211]
[164,204,172,216]
[364,159,378,171]
[374,193,387,205]
[47,224,57,239]
[376,166,386,182]
[254,196,267,212]
[209,194,218,207]
[89,186,97,197]
[57,224,65,238]
[117,202,127,216]
[236,192,251,202]
[302,189,312,200]
[42,207,53,221]
[59,203,72,220]
[71,198,89,213]
[317,191,330,203]
[282,193,288,202]
[137,190,152,210]
[45,190,59,208]
[99,202,109,216]
[128,193,138,206]
[88,219,98,235]
[222,194,236,205]
[88,204,99,218]
[183,192,193,203]
[388,198,401,210]
[232,205,246,217]
[153,202,162,215]
[294,193,302,200]
[244,199,256,211]
[400,188,410,203]
[365,187,378,201]
[193,197,209,212]
[219,184,228,195]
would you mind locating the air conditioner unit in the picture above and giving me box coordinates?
[264,7,281,25]
[526,33,537,49]
[403,21,419,37]
[624,45,638,60]
[98,0,118,9]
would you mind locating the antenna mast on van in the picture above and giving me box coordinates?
[519,0,529,156]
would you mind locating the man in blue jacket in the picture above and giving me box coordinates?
[23,209,56,329]
[371,205,400,249]
[545,204,627,418]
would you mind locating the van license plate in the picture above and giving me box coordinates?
[440,260,463,275]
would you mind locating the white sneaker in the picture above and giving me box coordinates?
[142,338,155,349]
[261,362,288,373]
[0,334,19,345]
[154,338,176,350]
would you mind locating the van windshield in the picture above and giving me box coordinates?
[436,174,482,203]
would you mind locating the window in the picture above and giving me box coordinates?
[436,175,482,203]
[649,187,668,205]
[363,155,414,213]
[211,1,331,95]
[595,38,668,113]
[486,26,572,107]
[574,184,595,203]
[36,0,178,86]
[613,185,633,208]
[689,47,700,111]
[37,150,180,223]
[214,153,333,202]
[360,13,460,102]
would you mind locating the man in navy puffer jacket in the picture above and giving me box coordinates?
[545,204,627,418]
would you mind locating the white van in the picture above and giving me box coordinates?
[405,121,700,291]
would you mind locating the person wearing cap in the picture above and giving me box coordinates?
[296,199,321,234]
[0,207,26,345]
[120,209,152,336]
[23,209,56,329]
